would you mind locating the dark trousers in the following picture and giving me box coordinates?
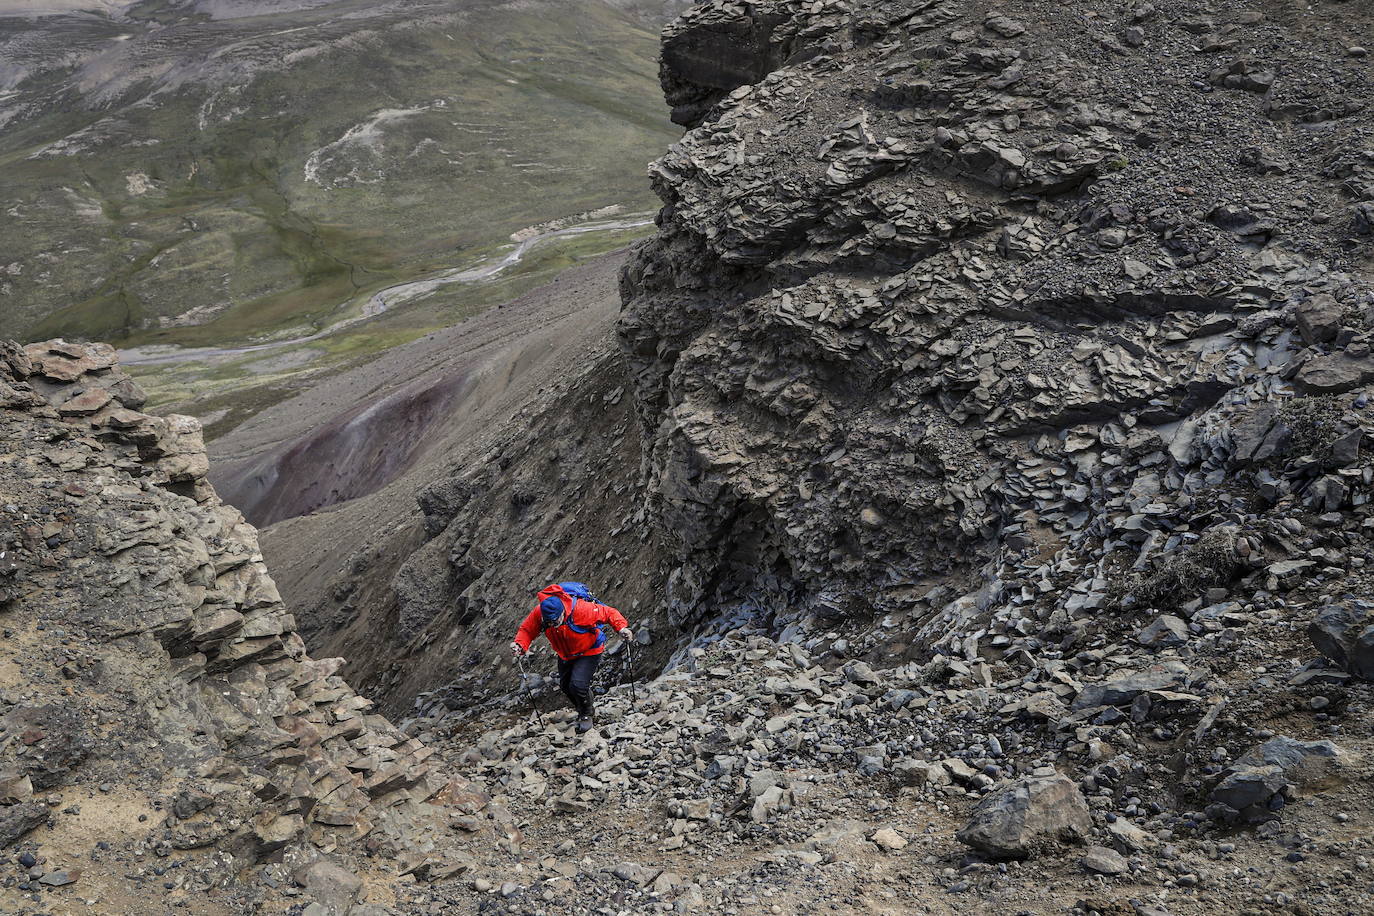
[557,655,600,715]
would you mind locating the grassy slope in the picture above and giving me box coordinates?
[1,0,673,348]
[129,224,654,440]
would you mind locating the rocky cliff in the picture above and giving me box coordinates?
[8,2,1374,913]
[246,0,1374,736]
[0,340,483,913]
[621,0,1374,652]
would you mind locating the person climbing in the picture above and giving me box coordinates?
[511,582,631,733]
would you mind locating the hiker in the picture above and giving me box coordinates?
[511,582,631,732]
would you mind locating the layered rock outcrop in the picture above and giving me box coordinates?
[0,340,466,911]
[380,6,1374,908]
[621,0,1374,647]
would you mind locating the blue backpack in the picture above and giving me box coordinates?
[559,581,598,603]
[545,582,607,651]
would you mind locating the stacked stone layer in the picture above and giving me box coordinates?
[0,340,469,906]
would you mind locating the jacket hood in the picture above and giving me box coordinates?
[536,583,571,604]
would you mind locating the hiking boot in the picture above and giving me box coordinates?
[575,712,594,733]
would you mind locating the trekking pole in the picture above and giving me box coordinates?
[624,640,637,706]
[515,651,541,726]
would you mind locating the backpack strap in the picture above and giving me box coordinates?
[544,597,608,655]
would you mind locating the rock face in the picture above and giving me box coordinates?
[620,0,1374,653]
[0,340,464,908]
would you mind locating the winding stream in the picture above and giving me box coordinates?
[120,215,653,367]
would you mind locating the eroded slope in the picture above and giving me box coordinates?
[0,340,489,913]
[209,252,673,717]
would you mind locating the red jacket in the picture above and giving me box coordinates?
[514,583,628,660]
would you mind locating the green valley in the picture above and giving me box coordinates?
[1,0,677,424]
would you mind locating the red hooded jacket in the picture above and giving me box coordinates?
[513,583,628,660]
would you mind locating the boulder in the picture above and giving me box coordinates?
[1235,736,1344,786]
[750,784,791,823]
[0,771,33,804]
[249,813,304,858]
[892,758,932,786]
[1294,294,1344,345]
[1137,615,1188,649]
[0,801,49,846]
[1208,765,1288,824]
[1308,601,1374,679]
[1081,845,1128,875]
[611,862,653,886]
[1073,661,1189,710]
[956,773,1090,859]
[1228,405,1293,464]
[293,859,363,913]
[869,827,908,851]
[1106,818,1156,852]
[1294,351,1374,395]
[844,660,881,686]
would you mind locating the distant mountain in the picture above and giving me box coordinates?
[0,0,682,345]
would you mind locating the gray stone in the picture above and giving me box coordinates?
[681,798,712,820]
[1107,819,1156,852]
[1294,352,1374,395]
[956,773,1091,859]
[869,827,908,851]
[1295,295,1344,345]
[1308,601,1374,679]
[1235,736,1343,785]
[1136,615,1188,649]
[844,661,880,686]
[0,801,48,847]
[1209,765,1287,824]
[293,860,362,912]
[1081,845,1128,875]
[892,758,931,786]
[612,862,656,886]
[1073,661,1188,710]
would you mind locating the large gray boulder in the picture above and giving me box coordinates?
[1294,294,1345,345]
[1208,735,1352,826]
[0,801,49,847]
[956,773,1091,859]
[1072,661,1190,710]
[1235,736,1348,793]
[1308,601,1374,679]
[293,859,363,914]
[1294,349,1374,395]
[1207,765,1288,825]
